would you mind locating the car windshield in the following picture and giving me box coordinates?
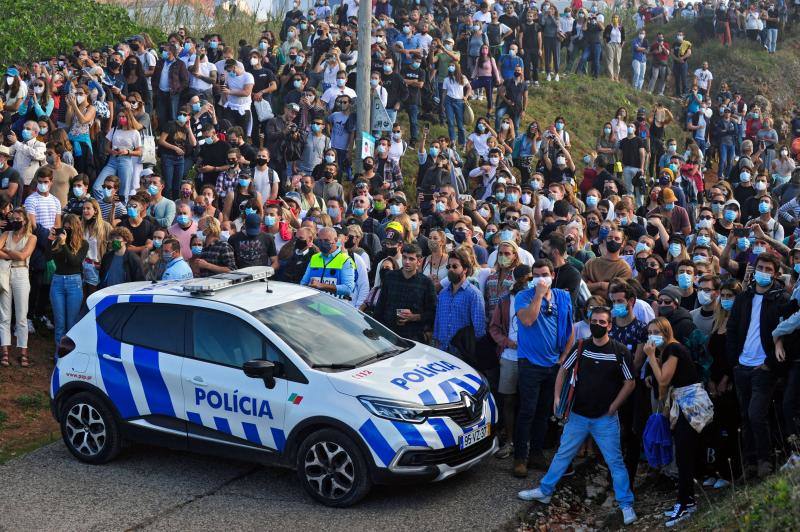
[253,293,412,368]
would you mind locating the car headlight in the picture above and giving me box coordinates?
[358,396,428,424]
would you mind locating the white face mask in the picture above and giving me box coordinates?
[250,57,260,66]
[556,156,566,166]
[76,95,86,104]
[489,157,500,166]
[5,76,14,86]
[34,86,44,95]
[518,220,531,234]
[530,276,553,288]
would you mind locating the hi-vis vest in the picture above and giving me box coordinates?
[307,251,355,294]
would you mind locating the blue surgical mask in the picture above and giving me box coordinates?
[669,243,682,257]
[245,207,257,216]
[677,272,693,290]
[152,239,163,249]
[664,202,675,211]
[370,79,379,87]
[389,205,401,216]
[696,235,710,247]
[611,302,628,318]
[794,263,800,275]
[498,230,513,242]
[752,245,766,255]
[506,193,518,203]
[618,216,629,226]
[635,242,650,254]
[720,298,734,311]
[495,191,505,201]
[435,202,446,213]
[739,171,751,182]
[758,202,770,214]
[737,237,750,251]
[311,124,323,133]
[477,123,486,133]
[176,214,190,225]
[598,226,610,241]
[72,186,84,198]
[586,196,598,208]
[21,130,33,141]
[147,184,159,196]
[412,62,421,69]
[264,215,276,227]
[192,103,201,112]
[648,334,664,347]
[429,147,439,157]
[238,178,251,188]
[327,207,339,218]
[753,270,773,287]
[352,207,365,216]
[324,155,335,164]
[191,245,203,255]
[127,207,138,218]
[723,209,737,222]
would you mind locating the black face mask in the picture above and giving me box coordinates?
[635,257,648,272]
[453,230,467,244]
[295,238,308,251]
[382,244,398,257]
[447,270,462,284]
[345,235,356,249]
[605,240,622,254]
[379,268,392,283]
[646,223,660,237]
[192,204,205,216]
[5,220,22,232]
[587,220,599,231]
[659,305,674,317]
[590,323,607,339]
[256,158,269,166]
[644,266,659,278]
[130,43,140,52]
[363,162,374,171]
[301,184,312,194]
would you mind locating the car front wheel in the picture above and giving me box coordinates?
[59,392,122,464]
[296,428,372,507]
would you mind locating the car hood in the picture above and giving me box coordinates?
[325,343,486,405]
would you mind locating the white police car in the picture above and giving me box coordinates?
[51,267,497,506]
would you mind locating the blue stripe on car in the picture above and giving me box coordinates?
[132,346,176,417]
[186,411,202,425]
[448,376,478,395]
[464,373,484,387]
[129,294,154,303]
[213,416,232,434]
[358,419,395,466]
[96,296,138,419]
[487,393,497,424]
[438,380,459,402]
[270,428,286,452]
[242,422,262,445]
[418,389,436,405]
[51,367,60,398]
[428,418,456,448]
[391,420,427,447]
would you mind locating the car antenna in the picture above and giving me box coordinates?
[264,275,273,294]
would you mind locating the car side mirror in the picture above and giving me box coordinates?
[243,359,277,389]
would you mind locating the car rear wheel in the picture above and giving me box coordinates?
[296,428,372,507]
[60,392,121,464]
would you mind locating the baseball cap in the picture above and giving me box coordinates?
[286,103,300,112]
[245,213,262,236]
[284,191,302,207]
[724,198,741,210]
[0,145,11,157]
[383,228,403,244]
[661,188,677,203]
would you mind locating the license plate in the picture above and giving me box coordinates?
[459,424,490,450]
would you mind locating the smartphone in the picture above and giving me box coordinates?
[458,194,472,203]
[55,228,66,236]
[734,228,747,238]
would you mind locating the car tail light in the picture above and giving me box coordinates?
[57,335,76,358]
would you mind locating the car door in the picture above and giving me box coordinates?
[183,307,288,454]
[97,303,188,437]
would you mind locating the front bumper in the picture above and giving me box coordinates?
[372,435,498,485]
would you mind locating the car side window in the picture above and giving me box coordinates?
[192,310,264,368]
[120,305,187,355]
[97,304,135,338]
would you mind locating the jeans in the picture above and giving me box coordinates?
[470,76,495,111]
[539,413,634,509]
[734,365,777,463]
[514,359,558,460]
[156,90,180,127]
[543,36,560,74]
[161,152,185,199]
[673,412,699,505]
[223,108,252,138]
[406,103,420,141]
[444,96,466,146]
[587,42,602,78]
[766,28,778,52]
[648,64,668,95]
[622,166,643,207]
[93,155,134,202]
[718,143,735,178]
[50,273,83,350]
[631,59,647,90]
[523,50,539,83]
[673,61,689,97]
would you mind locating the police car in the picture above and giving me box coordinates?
[51,267,497,507]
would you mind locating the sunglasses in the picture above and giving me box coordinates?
[445,264,461,270]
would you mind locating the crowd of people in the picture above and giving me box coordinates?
[1,0,800,526]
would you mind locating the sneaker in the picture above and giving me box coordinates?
[702,477,717,487]
[513,459,528,478]
[495,442,514,459]
[621,506,637,525]
[665,505,694,527]
[39,315,54,330]
[517,486,551,503]
[713,478,731,489]
[27,319,36,335]
[664,501,697,517]
[533,81,540,87]
[527,452,548,471]
[546,73,552,82]
[554,74,560,82]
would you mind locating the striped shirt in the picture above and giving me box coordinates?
[563,339,633,419]
[23,192,62,229]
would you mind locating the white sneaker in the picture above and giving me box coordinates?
[517,486,551,503]
[495,442,514,459]
[664,501,697,517]
[546,73,552,82]
[713,478,731,489]
[554,74,560,82]
[621,506,637,525]
[40,316,54,330]
[27,319,36,334]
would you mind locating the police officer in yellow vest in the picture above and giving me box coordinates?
[300,226,356,298]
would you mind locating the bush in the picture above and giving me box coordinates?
[0,0,150,65]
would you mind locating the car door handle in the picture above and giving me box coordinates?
[187,376,208,386]
[102,354,122,362]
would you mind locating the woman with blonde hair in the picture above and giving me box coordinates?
[422,228,449,292]
[94,106,142,201]
[64,83,97,176]
[0,207,37,367]
[81,198,111,297]
[50,213,88,353]
[392,213,416,244]
[194,216,236,277]
[645,316,712,526]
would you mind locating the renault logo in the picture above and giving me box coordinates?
[463,393,480,417]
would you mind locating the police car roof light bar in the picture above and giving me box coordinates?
[183,266,274,295]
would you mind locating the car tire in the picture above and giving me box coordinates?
[59,392,122,464]
[296,428,372,507]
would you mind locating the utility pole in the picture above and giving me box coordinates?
[355,0,373,172]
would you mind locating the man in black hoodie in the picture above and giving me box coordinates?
[726,253,791,477]
[655,285,696,345]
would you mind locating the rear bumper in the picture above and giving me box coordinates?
[371,436,497,485]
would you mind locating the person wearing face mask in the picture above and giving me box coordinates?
[0,145,24,208]
[9,120,47,190]
[168,202,198,260]
[42,142,77,208]
[690,274,721,336]
[495,64,528,133]
[726,253,790,478]
[159,238,193,280]
[655,285,697,345]
[144,175,176,228]
[153,44,189,126]
[542,233,581,308]
[300,226,355,298]
[583,227,632,296]
[158,106,197,199]
[630,29,649,91]
[770,145,796,188]
[221,156,261,220]
[98,226,144,289]
[647,32,670,96]
[674,260,698,311]
[644,316,708,527]
[93,109,142,202]
[276,226,317,284]
[23,167,63,230]
[227,212,278,270]
[62,174,91,217]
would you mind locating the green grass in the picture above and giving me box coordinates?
[14,392,50,411]
[0,433,60,465]
[0,409,7,428]
[690,466,800,530]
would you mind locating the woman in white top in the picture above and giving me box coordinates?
[604,14,625,82]
[314,50,345,92]
[0,207,37,368]
[610,107,629,145]
[220,60,255,136]
[95,108,142,202]
[442,63,473,148]
[466,117,497,160]
[421,229,449,292]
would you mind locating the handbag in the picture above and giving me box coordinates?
[464,99,475,126]
[252,99,274,122]
[554,340,585,423]
[141,124,157,166]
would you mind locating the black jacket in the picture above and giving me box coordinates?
[726,280,791,372]
[99,250,145,288]
[667,306,697,345]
